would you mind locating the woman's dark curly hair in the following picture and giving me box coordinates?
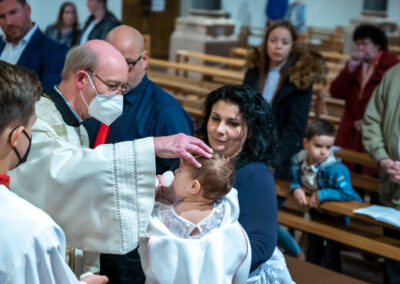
[196,84,279,169]
[353,24,388,50]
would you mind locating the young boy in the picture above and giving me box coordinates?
[0,61,107,284]
[290,119,361,272]
[139,153,251,283]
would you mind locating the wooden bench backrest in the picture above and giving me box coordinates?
[320,51,349,64]
[176,50,246,69]
[238,25,265,47]
[389,45,400,57]
[143,34,151,54]
[149,58,244,82]
[279,210,400,261]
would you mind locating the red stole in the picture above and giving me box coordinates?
[93,123,110,148]
[0,174,10,188]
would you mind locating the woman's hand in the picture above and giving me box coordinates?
[293,188,307,205]
[353,119,363,131]
[348,50,364,73]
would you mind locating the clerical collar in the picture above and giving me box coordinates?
[0,174,10,188]
[45,86,83,127]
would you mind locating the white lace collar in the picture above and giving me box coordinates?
[156,199,225,239]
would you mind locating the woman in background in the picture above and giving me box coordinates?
[46,2,80,47]
[329,24,398,173]
[197,85,294,283]
[243,20,326,181]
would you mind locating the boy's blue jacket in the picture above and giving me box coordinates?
[290,150,362,202]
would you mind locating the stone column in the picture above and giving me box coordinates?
[169,0,238,61]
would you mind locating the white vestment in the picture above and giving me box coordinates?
[0,185,80,283]
[139,189,251,284]
[9,95,156,255]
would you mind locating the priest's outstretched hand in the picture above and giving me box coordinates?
[154,133,213,168]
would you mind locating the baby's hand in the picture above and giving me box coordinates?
[155,171,174,198]
[293,188,307,206]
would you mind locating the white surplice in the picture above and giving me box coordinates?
[0,185,80,283]
[9,95,156,255]
[139,189,251,284]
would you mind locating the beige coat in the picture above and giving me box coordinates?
[362,63,400,209]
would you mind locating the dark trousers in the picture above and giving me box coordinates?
[306,209,343,272]
[384,227,400,284]
[306,233,342,272]
[100,248,145,284]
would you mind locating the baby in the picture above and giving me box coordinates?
[139,153,251,283]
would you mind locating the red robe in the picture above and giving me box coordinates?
[330,50,399,171]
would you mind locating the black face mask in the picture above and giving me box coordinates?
[9,126,32,167]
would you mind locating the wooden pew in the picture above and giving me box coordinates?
[320,51,350,64]
[279,211,400,261]
[150,50,346,126]
[285,255,367,284]
[389,45,400,57]
[307,26,344,53]
[149,58,244,84]
[238,25,265,47]
[143,34,151,54]
[275,146,400,263]
[175,50,247,70]
[276,182,400,261]
[230,47,253,60]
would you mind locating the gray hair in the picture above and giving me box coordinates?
[61,45,97,79]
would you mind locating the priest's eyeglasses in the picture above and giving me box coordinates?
[86,70,127,95]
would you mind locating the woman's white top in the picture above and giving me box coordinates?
[262,66,282,103]
[247,247,295,284]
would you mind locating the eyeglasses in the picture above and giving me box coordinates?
[126,51,144,71]
[86,70,127,95]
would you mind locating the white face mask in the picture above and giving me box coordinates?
[80,73,123,126]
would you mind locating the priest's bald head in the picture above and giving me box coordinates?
[106,25,149,90]
[58,40,128,121]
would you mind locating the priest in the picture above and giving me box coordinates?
[9,40,212,258]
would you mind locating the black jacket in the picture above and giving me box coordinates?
[79,11,120,42]
[243,49,326,180]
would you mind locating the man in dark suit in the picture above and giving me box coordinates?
[0,0,67,92]
[84,25,194,283]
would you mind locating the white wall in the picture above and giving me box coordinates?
[29,0,122,31]
[222,0,266,32]
[221,0,400,43]
[25,0,400,34]
[303,0,363,28]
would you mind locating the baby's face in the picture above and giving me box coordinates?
[173,159,195,199]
